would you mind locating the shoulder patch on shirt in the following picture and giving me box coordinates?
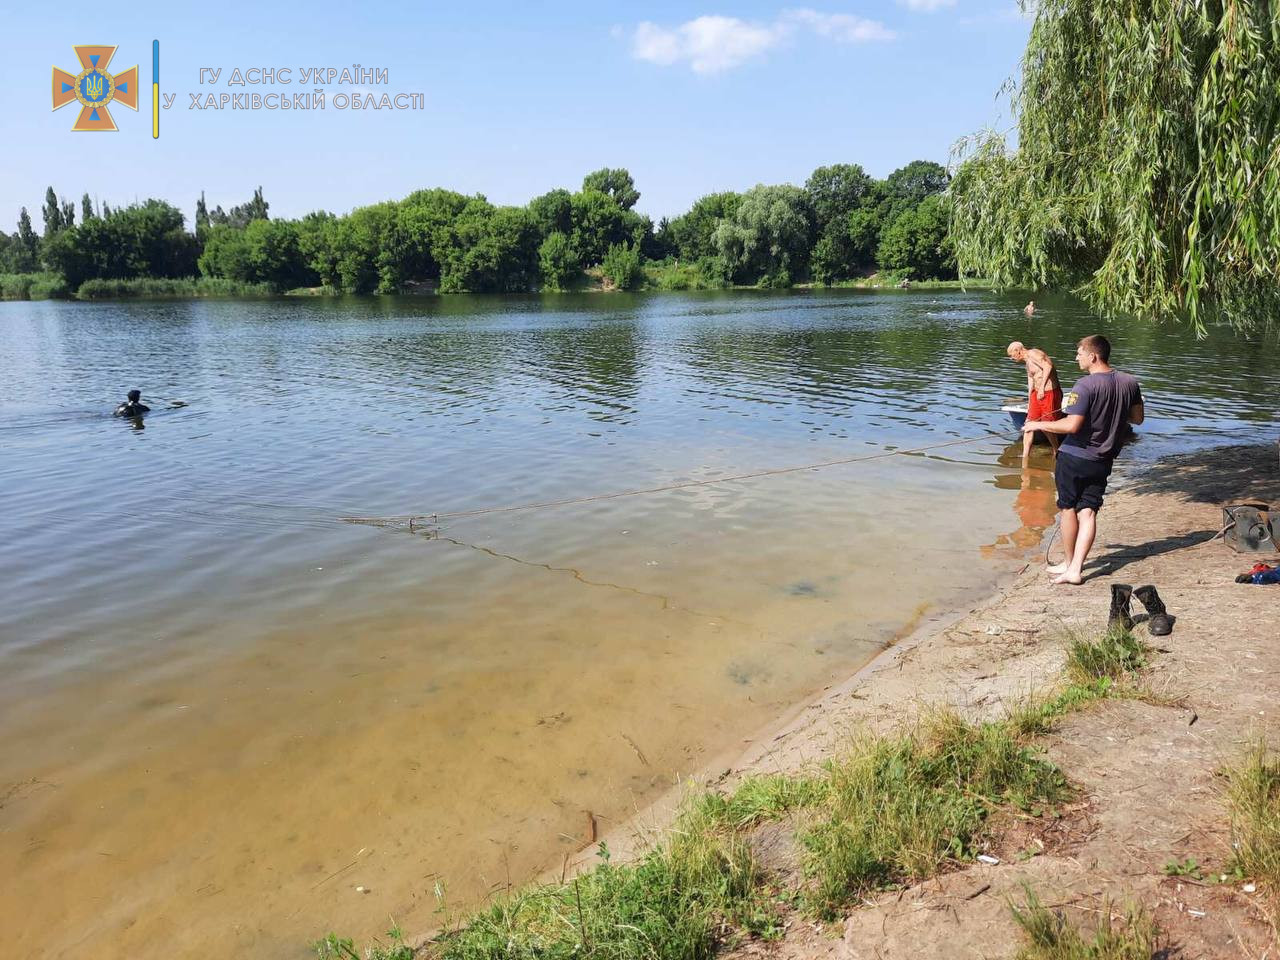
[1065,391,1079,408]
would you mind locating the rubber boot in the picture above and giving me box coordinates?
[1108,583,1134,631]
[1134,585,1174,636]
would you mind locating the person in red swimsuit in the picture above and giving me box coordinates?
[1006,341,1062,463]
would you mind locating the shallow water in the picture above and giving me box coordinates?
[1,290,1276,958]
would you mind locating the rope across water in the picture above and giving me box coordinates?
[341,428,1014,528]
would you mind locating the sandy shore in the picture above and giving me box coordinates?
[567,441,1280,958]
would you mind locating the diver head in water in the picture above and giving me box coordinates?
[114,389,151,418]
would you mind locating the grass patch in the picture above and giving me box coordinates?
[642,258,729,291]
[1065,627,1149,687]
[801,709,1070,917]
[1005,679,1117,739]
[315,925,414,959]
[285,284,344,297]
[809,275,997,290]
[697,773,828,829]
[1010,887,1162,959]
[0,272,71,299]
[1225,741,1280,930]
[427,798,761,960]
[75,276,277,299]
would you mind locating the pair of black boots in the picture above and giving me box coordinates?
[1109,584,1174,636]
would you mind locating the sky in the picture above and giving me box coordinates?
[0,1,1030,228]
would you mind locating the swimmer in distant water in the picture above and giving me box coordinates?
[114,389,150,417]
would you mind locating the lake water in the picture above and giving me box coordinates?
[2,290,1277,958]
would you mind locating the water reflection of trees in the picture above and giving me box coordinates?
[672,307,958,436]
[151,290,1280,441]
[520,323,645,421]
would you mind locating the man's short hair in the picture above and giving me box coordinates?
[1078,334,1111,363]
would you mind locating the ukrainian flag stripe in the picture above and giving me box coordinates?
[151,40,159,139]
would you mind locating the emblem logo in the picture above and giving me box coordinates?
[53,45,138,131]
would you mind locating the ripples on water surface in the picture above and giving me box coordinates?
[1,290,1276,958]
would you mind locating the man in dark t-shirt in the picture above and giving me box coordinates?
[1022,334,1144,584]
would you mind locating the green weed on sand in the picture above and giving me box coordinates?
[1064,627,1149,687]
[434,808,759,960]
[800,709,1070,917]
[1226,742,1280,931]
[1010,887,1162,959]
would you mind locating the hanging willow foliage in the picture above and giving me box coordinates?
[949,0,1280,334]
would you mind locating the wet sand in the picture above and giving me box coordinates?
[0,454,1048,959]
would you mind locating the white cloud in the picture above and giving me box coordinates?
[896,0,957,11]
[782,8,897,42]
[629,9,895,74]
[633,16,785,74]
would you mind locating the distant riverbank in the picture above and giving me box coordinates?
[0,269,999,302]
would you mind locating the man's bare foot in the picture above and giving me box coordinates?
[1051,571,1083,585]
[1046,562,1069,575]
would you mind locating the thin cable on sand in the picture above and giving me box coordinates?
[341,429,1011,528]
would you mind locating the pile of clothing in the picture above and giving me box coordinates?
[1235,562,1280,585]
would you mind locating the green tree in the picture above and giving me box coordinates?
[569,189,630,267]
[207,187,270,230]
[666,192,741,262]
[200,220,310,290]
[332,202,396,293]
[112,200,198,277]
[600,243,643,290]
[712,184,813,285]
[197,225,252,281]
[805,164,874,234]
[884,161,949,207]
[246,219,309,290]
[846,208,882,267]
[236,186,270,225]
[948,0,1280,332]
[45,200,197,288]
[538,232,579,290]
[38,228,83,282]
[876,195,954,279]
[651,216,676,260]
[393,188,473,283]
[195,192,211,241]
[436,202,540,293]
[297,211,339,287]
[42,187,65,240]
[810,230,856,284]
[528,189,574,238]
[629,212,658,259]
[805,165,878,283]
[581,168,640,211]
[14,208,40,272]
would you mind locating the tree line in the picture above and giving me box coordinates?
[0,162,955,297]
[948,0,1280,334]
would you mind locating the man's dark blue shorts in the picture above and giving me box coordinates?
[1054,453,1112,512]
